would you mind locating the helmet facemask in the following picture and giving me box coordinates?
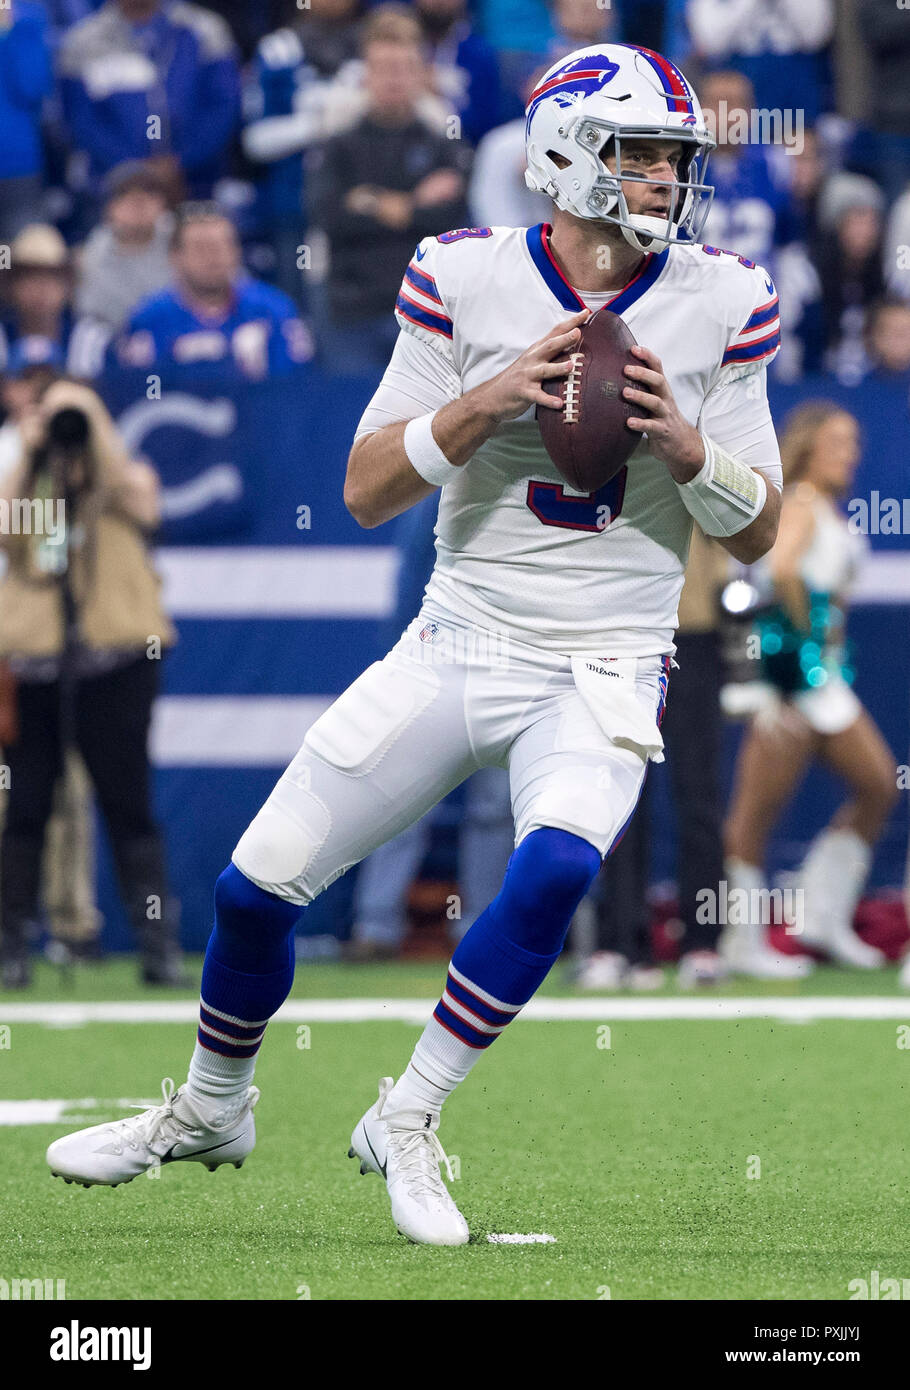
[533,117,715,255]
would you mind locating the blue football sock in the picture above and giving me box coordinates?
[188,864,300,1101]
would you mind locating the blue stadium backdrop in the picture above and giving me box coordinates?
[93,361,910,952]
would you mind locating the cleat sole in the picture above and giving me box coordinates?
[53,1171,129,1188]
[53,1155,247,1184]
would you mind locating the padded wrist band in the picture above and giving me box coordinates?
[677,434,767,537]
[403,413,461,487]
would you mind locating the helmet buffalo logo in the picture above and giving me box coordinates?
[527,57,620,121]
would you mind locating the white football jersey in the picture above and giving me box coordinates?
[358,222,783,657]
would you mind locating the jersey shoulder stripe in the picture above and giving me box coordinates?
[403,261,443,305]
[663,245,782,376]
[742,295,779,332]
[722,325,780,366]
[395,289,453,339]
[724,280,780,365]
[393,229,516,354]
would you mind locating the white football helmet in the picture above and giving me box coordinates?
[525,43,715,254]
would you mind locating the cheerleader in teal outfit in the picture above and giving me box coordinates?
[723,403,898,974]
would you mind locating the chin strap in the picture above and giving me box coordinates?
[621,214,681,254]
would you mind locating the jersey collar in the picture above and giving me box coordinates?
[525,223,669,315]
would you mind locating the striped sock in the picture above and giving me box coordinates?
[382,828,601,1128]
[188,955,293,1101]
[187,866,299,1104]
[382,951,557,1129]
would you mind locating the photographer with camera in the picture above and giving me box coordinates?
[0,376,182,988]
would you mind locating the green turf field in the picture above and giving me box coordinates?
[2,958,909,1300]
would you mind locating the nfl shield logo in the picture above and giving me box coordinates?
[419,621,439,643]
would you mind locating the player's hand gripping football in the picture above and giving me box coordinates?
[474,310,591,423]
[623,345,706,481]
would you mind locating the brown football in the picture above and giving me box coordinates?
[537,308,640,492]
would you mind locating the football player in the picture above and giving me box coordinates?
[47,44,784,1246]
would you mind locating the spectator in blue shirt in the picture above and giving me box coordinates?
[112,202,313,381]
[698,70,797,269]
[0,2,54,240]
[59,0,241,212]
[243,0,367,306]
[415,0,501,145]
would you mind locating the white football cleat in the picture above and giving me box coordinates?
[806,921,885,970]
[575,951,629,990]
[898,953,910,990]
[349,1077,469,1247]
[677,949,730,989]
[626,963,665,991]
[46,1078,259,1187]
[720,925,814,979]
[789,910,885,970]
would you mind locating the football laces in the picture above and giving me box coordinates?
[564,351,584,424]
[388,1128,458,1201]
[106,1078,196,1155]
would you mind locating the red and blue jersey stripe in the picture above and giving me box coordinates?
[723,286,781,366]
[741,295,780,333]
[722,329,781,366]
[403,261,443,306]
[395,254,453,339]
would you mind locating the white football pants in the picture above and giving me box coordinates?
[233,607,670,905]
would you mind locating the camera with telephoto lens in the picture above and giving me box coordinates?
[46,406,91,452]
[44,405,93,494]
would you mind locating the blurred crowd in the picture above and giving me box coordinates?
[0,0,908,386]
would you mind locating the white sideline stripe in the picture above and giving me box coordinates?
[155,547,399,617]
[150,695,329,765]
[1,997,909,1026]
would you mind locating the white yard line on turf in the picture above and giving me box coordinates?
[487,1234,557,1244]
[0,1099,152,1125]
[0,997,909,1026]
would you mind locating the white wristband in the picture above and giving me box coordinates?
[403,413,460,488]
[677,434,767,537]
